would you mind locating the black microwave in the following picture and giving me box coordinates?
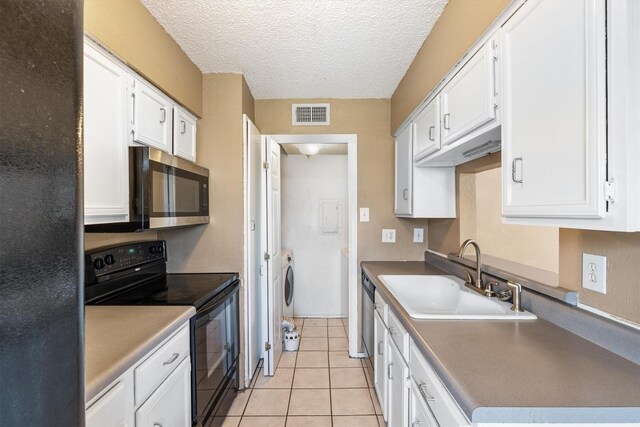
[86,147,209,232]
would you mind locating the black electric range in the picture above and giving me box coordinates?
[85,240,240,426]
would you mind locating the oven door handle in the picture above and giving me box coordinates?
[196,281,239,319]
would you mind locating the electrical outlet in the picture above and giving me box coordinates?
[382,229,396,243]
[413,228,424,243]
[582,253,607,294]
[359,207,370,222]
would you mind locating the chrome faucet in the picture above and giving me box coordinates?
[457,239,483,291]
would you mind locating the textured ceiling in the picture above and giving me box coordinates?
[140,0,449,99]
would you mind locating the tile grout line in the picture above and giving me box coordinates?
[327,322,333,427]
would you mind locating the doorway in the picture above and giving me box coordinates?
[243,122,359,383]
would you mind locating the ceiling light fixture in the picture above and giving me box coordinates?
[296,144,321,157]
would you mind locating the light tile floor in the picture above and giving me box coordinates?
[209,317,385,427]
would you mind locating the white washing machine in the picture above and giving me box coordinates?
[281,249,294,317]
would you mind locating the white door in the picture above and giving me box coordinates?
[173,106,197,162]
[387,340,408,427]
[86,380,133,427]
[132,78,173,153]
[501,0,607,219]
[394,125,412,216]
[413,95,441,160]
[261,136,282,376]
[245,116,263,380]
[83,41,130,225]
[135,358,191,427]
[374,311,388,421]
[440,40,497,146]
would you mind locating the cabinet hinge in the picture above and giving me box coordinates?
[263,161,270,169]
[264,342,271,351]
[264,252,271,260]
[604,180,616,203]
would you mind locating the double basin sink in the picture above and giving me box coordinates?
[378,275,536,320]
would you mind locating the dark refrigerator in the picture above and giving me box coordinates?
[0,0,84,425]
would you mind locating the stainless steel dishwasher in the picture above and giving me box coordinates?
[361,272,375,378]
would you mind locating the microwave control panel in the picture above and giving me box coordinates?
[87,240,166,275]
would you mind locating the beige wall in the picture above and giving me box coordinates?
[390,0,510,132]
[255,99,431,263]
[460,168,559,273]
[85,0,203,116]
[560,231,640,324]
[160,74,247,274]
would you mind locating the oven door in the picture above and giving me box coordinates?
[192,283,240,425]
[137,147,210,229]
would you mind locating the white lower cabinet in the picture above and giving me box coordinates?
[387,339,409,427]
[374,311,388,421]
[135,358,191,427]
[86,379,134,427]
[86,323,191,427]
[409,379,439,427]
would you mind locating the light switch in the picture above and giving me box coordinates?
[413,228,424,243]
[582,253,606,294]
[360,207,370,222]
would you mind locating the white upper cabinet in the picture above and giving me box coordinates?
[441,39,498,147]
[132,78,174,153]
[83,41,130,225]
[395,124,456,218]
[501,0,607,220]
[394,125,413,216]
[173,106,197,162]
[413,95,441,161]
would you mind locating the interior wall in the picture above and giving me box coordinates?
[255,99,431,264]
[281,155,349,317]
[160,74,246,275]
[560,231,640,324]
[390,0,510,132]
[459,168,559,273]
[84,0,203,116]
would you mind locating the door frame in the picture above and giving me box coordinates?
[268,133,360,357]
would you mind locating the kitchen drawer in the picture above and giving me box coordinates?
[387,310,409,360]
[135,325,190,406]
[374,290,388,324]
[410,341,469,426]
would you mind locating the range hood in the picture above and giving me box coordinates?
[416,125,501,168]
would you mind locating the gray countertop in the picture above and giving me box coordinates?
[362,261,640,423]
[85,305,195,402]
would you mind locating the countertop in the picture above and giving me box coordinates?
[362,261,640,423]
[85,305,195,402]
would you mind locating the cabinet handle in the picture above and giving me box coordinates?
[388,326,395,336]
[412,376,436,402]
[377,341,384,356]
[402,189,408,201]
[387,363,394,380]
[428,125,435,141]
[511,157,523,183]
[153,424,162,427]
[411,422,421,427]
[443,113,451,130]
[181,120,186,134]
[160,108,167,123]
[163,352,180,366]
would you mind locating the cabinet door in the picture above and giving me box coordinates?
[374,311,388,421]
[409,380,439,427]
[173,106,197,162]
[135,358,191,427]
[394,125,413,215]
[502,0,606,219]
[132,78,173,153]
[441,41,497,146]
[386,340,408,427]
[83,41,130,225]
[413,96,440,160]
[86,380,133,427]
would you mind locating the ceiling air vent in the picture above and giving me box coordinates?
[292,103,330,126]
